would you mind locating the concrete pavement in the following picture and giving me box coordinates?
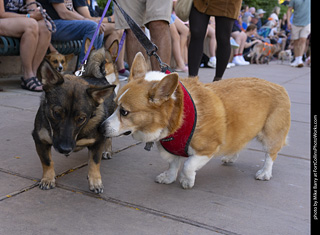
[0,62,311,234]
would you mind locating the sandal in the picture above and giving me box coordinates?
[21,77,43,92]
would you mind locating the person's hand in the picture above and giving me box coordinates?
[99,23,107,34]
[287,22,292,30]
[30,7,44,21]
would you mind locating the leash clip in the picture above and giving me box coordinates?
[144,142,154,151]
[75,60,87,76]
[152,53,172,73]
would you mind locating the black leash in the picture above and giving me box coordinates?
[20,2,56,33]
[113,0,172,73]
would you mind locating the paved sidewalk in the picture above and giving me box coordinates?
[0,62,311,235]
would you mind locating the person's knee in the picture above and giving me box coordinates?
[38,20,51,39]
[25,19,39,37]
[147,20,169,31]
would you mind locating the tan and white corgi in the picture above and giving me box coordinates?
[101,52,291,189]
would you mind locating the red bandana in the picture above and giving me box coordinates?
[159,82,197,157]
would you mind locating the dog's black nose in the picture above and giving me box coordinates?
[57,145,73,155]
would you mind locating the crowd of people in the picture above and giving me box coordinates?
[0,0,311,91]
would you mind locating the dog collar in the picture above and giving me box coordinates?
[159,82,197,157]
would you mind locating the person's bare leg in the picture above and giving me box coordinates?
[0,18,39,80]
[175,19,189,63]
[170,23,186,70]
[294,37,307,57]
[147,20,172,71]
[231,31,241,55]
[125,29,148,69]
[32,20,51,75]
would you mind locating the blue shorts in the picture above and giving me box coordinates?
[52,19,104,63]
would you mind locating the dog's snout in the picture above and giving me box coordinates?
[99,120,108,136]
[56,144,73,155]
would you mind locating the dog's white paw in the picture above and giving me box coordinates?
[102,151,112,159]
[180,177,195,189]
[155,171,177,184]
[39,177,56,190]
[255,169,272,181]
[88,176,104,194]
[221,154,239,164]
[179,172,195,189]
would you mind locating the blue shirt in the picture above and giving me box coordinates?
[289,0,311,26]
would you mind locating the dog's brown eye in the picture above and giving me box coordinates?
[76,115,87,125]
[53,59,58,64]
[51,106,63,120]
[120,107,129,117]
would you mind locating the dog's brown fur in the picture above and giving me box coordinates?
[45,51,74,73]
[32,61,116,193]
[251,42,280,64]
[83,39,120,94]
[102,53,291,189]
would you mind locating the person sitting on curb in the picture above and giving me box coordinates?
[0,0,51,92]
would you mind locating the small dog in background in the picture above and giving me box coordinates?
[250,42,280,64]
[83,39,120,94]
[278,50,292,64]
[37,52,74,82]
[45,51,74,73]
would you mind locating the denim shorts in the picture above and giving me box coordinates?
[52,19,104,63]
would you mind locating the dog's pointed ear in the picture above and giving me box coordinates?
[148,73,179,105]
[40,59,64,91]
[64,53,74,63]
[107,40,119,62]
[87,85,115,105]
[129,52,147,82]
[84,38,95,55]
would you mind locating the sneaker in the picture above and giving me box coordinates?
[290,59,304,68]
[207,57,217,68]
[227,62,235,68]
[230,38,239,49]
[232,56,248,66]
[118,69,130,81]
[239,56,250,65]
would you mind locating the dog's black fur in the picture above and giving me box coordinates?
[32,61,116,193]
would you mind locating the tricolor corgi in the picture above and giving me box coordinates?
[101,52,291,189]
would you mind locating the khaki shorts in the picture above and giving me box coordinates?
[114,0,172,29]
[291,24,311,40]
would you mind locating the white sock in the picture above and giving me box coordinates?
[209,56,216,62]
[296,56,303,63]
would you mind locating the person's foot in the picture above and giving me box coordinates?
[175,65,188,72]
[207,57,217,68]
[239,56,250,65]
[20,77,43,92]
[290,59,304,68]
[118,69,130,81]
[230,38,239,49]
[232,56,249,66]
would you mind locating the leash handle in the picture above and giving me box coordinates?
[81,0,112,66]
[19,2,56,33]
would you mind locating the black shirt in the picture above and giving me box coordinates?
[37,0,73,20]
